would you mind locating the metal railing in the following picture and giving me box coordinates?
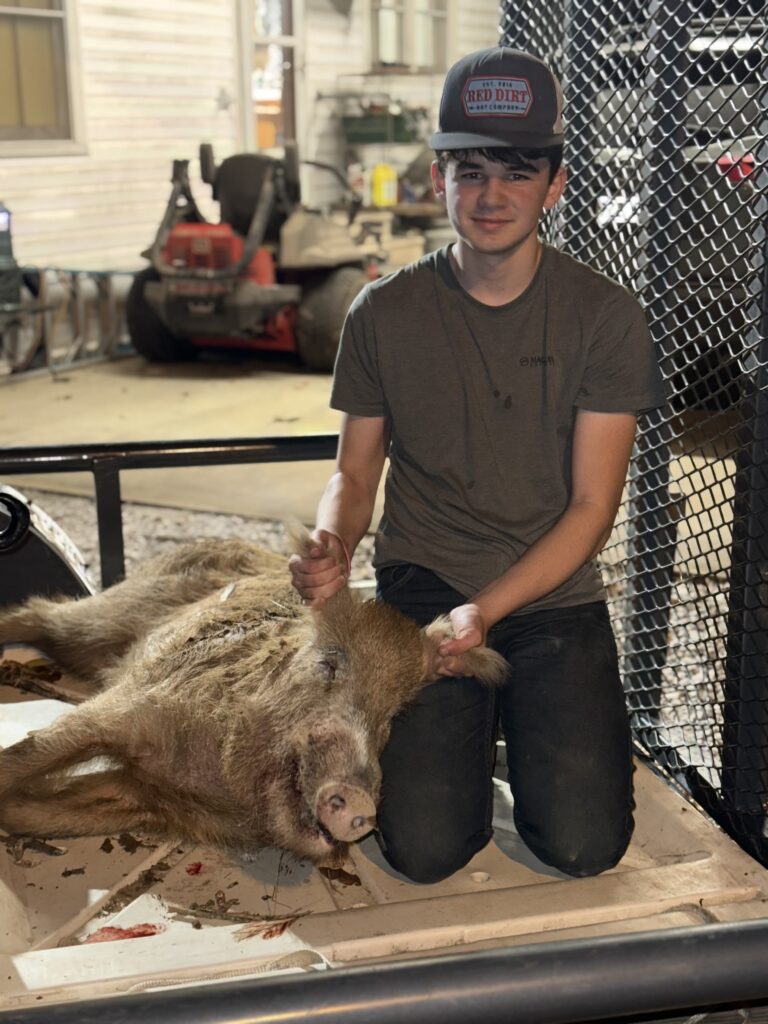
[2,920,768,1023]
[0,436,338,589]
[500,0,768,863]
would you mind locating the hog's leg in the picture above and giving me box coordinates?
[0,696,127,797]
[0,540,289,683]
[0,593,128,683]
[0,563,195,682]
[0,768,162,838]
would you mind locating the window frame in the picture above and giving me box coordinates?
[242,0,299,151]
[0,0,86,158]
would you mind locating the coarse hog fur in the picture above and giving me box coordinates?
[0,538,507,865]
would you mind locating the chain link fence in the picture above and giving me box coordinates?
[500,0,768,863]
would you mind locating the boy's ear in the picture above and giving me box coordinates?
[431,160,447,202]
[544,165,567,210]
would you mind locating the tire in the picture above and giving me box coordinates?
[295,267,368,372]
[125,267,198,362]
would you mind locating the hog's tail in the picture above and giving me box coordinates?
[424,616,509,687]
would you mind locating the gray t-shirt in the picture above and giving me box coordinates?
[331,244,667,612]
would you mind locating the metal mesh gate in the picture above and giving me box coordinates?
[499,1,768,863]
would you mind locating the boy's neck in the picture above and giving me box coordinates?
[449,237,543,307]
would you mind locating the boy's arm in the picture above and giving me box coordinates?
[289,413,387,604]
[438,409,637,669]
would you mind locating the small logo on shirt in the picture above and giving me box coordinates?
[520,355,555,367]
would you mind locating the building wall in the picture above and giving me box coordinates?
[299,0,501,207]
[0,0,501,268]
[0,0,243,269]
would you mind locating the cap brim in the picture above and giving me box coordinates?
[429,130,564,150]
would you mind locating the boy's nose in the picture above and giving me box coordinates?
[479,178,507,207]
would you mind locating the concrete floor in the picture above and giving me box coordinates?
[0,355,355,524]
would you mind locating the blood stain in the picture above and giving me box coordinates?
[83,924,164,944]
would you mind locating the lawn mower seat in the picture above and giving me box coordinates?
[213,152,298,241]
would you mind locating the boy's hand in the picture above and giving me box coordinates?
[435,603,487,677]
[288,529,350,607]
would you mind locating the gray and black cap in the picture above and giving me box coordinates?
[430,46,565,151]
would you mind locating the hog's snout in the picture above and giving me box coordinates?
[316,782,376,842]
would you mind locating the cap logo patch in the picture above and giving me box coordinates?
[462,76,532,118]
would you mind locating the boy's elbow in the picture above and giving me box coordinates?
[590,525,615,559]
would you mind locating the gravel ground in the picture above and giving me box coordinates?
[16,487,375,590]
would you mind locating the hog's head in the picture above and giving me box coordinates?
[288,587,507,859]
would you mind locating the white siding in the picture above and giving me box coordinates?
[299,0,501,207]
[0,0,501,267]
[452,3,502,63]
[0,0,243,269]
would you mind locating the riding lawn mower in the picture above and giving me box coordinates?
[126,144,376,371]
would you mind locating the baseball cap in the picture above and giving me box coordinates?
[429,46,565,151]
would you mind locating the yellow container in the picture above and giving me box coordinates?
[371,163,398,207]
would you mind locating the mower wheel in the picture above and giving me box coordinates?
[296,267,368,372]
[126,267,198,362]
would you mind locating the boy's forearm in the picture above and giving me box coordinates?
[472,500,618,629]
[316,470,378,556]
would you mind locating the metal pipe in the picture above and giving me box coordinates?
[93,457,125,588]
[3,920,768,1024]
[0,434,339,587]
[0,434,339,473]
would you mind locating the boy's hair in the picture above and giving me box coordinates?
[435,146,564,183]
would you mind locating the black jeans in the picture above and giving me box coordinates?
[375,563,635,884]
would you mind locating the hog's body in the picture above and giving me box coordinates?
[0,539,505,864]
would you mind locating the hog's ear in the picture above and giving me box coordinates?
[311,585,356,641]
[420,616,508,686]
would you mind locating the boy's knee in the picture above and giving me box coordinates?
[384,851,462,885]
[378,830,491,885]
[517,815,634,878]
[546,837,629,877]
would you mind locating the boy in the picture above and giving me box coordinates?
[290,47,666,883]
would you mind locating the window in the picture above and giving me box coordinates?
[253,0,297,147]
[371,0,448,73]
[0,1,75,143]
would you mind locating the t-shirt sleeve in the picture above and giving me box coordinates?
[330,285,387,417]
[574,289,668,414]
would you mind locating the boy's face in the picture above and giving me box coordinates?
[431,151,566,258]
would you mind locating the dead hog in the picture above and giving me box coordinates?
[0,538,506,865]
